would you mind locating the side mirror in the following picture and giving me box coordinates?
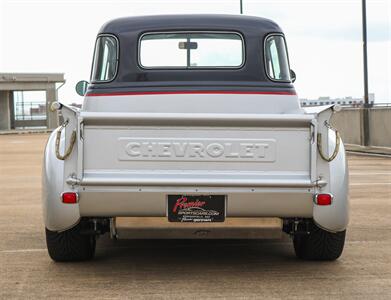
[290,70,296,83]
[75,80,89,96]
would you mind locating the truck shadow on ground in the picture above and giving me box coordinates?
[89,235,337,269]
[44,235,344,295]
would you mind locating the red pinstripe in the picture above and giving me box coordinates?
[86,90,296,97]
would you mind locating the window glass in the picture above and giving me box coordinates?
[91,36,118,82]
[141,37,187,67]
[139,32,244,68]
[264,35,291,81]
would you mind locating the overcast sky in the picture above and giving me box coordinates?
[0,0,390,103]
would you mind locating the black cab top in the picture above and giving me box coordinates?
[87,14,295,95]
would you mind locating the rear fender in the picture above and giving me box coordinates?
[42,104,81,231]
[307,105,349,232]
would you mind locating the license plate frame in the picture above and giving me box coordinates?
[167,195,226,223]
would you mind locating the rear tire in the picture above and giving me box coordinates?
[293,221,346,261]
[45,222,96,262]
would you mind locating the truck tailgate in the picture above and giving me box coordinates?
[78,112,316,188]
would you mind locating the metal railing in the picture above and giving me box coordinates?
[14,101,46,121]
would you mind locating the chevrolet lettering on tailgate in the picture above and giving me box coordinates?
[118,138,276,161]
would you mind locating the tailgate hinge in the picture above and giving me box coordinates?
[79,120,84,140]
[310,120,316,144]
[314,176,327,188]
[66,174,81,187]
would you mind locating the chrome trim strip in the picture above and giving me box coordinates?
[78,177,324,188]
[80,112,314,127]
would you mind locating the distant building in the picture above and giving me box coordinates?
[300,94,375,107]
[0,73,65,130]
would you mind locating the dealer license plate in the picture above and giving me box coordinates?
[167,195,226,222]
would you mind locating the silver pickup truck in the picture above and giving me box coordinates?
[43,14,349,262]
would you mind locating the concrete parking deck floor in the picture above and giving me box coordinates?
[1,133,390,299]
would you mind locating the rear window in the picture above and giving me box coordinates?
[139,32,244,69]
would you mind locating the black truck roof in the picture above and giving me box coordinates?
[87,14,295,96]
[99,14,282,35]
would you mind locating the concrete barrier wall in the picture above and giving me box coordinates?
[370,108,391,148]
[331,108,362,145]
[331,107,391,150]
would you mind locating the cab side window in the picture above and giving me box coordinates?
[91,35,118,82]
[264,35,290,82]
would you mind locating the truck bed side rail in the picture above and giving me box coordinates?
[80,112,314,127]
